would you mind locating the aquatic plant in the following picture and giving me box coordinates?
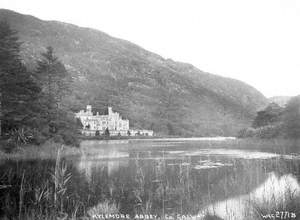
[0,139,300,220]
[87,200,119,217]
[51,147,72,212]
[251,186,300,219]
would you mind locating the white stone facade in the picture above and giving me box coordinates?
[76,105,129,136]
[76,105,154,137]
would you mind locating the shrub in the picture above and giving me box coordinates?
[60,131,79,147]
[30,130,48,145]
[237,127,256,138]
[53,134,64,144]
[2,139,17,153]
[255,124,282,139]
[238,124,283,139]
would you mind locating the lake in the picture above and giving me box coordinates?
[1,138,300,220]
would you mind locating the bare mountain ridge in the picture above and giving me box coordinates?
[0,9,268,136]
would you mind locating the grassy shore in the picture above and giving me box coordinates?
[0,141,82,161]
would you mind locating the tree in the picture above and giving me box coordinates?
[34,47,79,146]
[36,46,70,110]
[0,21,41,137]
[104,127,110,137]
[252,103,283,128]
[0,23,78,146]
[35,47,72,132]
[283,96,300,138]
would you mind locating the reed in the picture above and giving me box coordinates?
[251,192,300,219]
[51,146,72,213]
[87,200,119,217]
[0,141,81,161]
[0,146,78,219]
[1,138,300,219]
[18,171,25,220]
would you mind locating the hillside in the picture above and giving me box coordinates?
[269,96,291,107]
[0,9,268,136]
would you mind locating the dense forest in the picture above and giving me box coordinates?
[0,22,79,150]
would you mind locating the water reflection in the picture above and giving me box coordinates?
[181,149,279,159]
[1,139,300,219]
[76,148,129,182]
[76,141,300,219]
[199,172,300,220]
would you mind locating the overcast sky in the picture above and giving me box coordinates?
[2,0,300,97]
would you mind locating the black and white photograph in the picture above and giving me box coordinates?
[0,0,300,219]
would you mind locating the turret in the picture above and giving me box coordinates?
[87,105,92,112]
[108,107,113,115]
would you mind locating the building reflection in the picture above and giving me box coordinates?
[76,148,129,182]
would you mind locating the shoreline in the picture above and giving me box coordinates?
[0,141,82,161]
[78,134,178,140]
[1,137,299,161]
[77,134,236,140]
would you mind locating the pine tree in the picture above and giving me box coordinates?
[0,21,41,137]
[36,46,70,111]
[35,47,79,145]
[35,47,70,130]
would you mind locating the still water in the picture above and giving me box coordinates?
[1,138,300,219]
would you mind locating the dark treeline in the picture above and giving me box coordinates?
[0,21,79,149]
[238,96,300,139]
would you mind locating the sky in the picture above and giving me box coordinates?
[1,0,300,97]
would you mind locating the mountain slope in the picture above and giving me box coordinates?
[0,9,268,136]
[269,96,291,107]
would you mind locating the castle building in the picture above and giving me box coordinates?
[76,105,153,137]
